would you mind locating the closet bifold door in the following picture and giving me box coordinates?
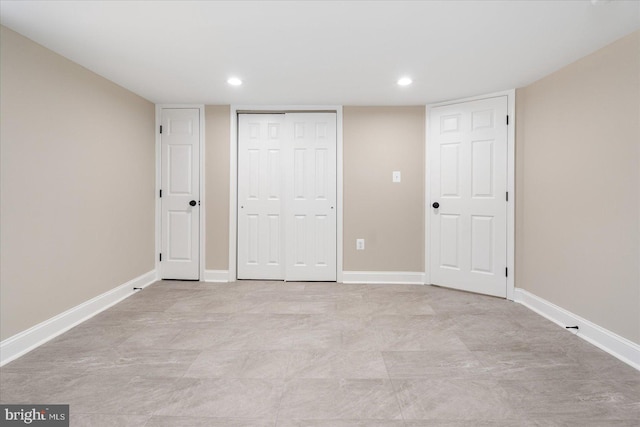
[284,113,337,282]
[237,112,337,282]
[237,114,286,280]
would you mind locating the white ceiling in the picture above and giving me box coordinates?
[1,0,639,105]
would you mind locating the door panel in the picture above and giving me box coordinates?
[168,211,191,260]
[439,214,460,270]
[429,97,507,297]
[440,143,461,197]
[471,140,494,197]
[470,215,493,273]
[161,108,200,280]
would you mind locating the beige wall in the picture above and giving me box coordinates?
[205,106,231,270]
[343,107,425,272]
[0,26,155,340]
[204,106,425,274]
[515,31,640,343]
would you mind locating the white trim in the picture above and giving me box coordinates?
[199,107,206,281]
[514,288,640,371]
[342,271,426,285]
[424,105,432,286]
[203,270,231,282]
[155,104,205,280]
[425,90,516,300]
[0,270,157,367]
[229,106,238,282]
[229,105,344,282]
[505,90,516,301]
[336,109,344,283]
[155,106,162,276]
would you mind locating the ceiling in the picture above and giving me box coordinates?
[1,0,639,105]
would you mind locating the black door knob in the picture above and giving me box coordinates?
[189,200,197,207]
[432,202,439,209]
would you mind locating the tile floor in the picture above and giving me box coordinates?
[1,281,638,426]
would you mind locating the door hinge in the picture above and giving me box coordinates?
[506,191,509,202]
[159,253,162,262]
[506,115,509,125]
[505,267,508,277]
[159,189,162,198]
[159,125,163,134]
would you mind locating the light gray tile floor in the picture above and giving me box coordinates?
[1,281,638,426]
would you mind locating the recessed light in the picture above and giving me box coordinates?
[227,77,242,86]
[397,77,413,86]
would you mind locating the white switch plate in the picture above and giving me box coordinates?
[392,171,401,183]
[356,239,365,250]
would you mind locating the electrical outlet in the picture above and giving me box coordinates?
[356,239,365,250]
[392,171,401,183]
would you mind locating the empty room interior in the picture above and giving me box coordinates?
[1,1,639,426]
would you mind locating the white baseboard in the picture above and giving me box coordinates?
[514,288,640,371]
[0,270,158,367]
[203,269,230,282]
[342,271,426,285]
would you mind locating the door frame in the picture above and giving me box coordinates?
[425,90,515,300]
[229,105,344,282]
[155,104,206,280]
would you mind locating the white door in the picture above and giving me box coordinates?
[285,113,337,281]
[237,114,286,280]
[160,108,200,280]
[237,113,337,281]
[429,96,508,297]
